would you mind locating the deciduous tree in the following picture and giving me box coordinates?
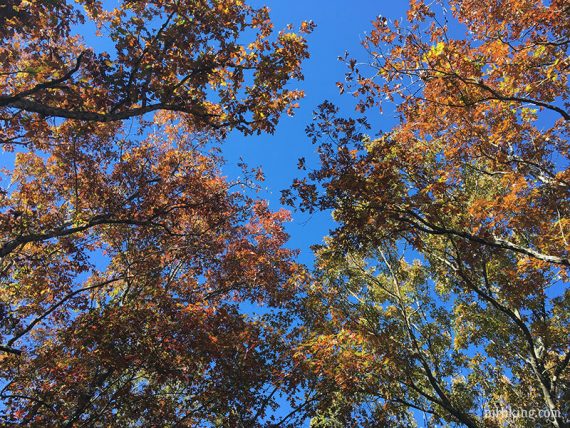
[285,1,569,426]
[0,1,312,425]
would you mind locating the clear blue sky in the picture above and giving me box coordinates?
[221,4,409,423]
[2,0,409,266]
[222,5,409,420]
[223,0,409,266]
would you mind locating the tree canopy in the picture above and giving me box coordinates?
[1,0,312,426]
[285,0,569,426]
[1,0,569,427]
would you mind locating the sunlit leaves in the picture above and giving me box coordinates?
[0,1,312,425]
[288,1,569,426]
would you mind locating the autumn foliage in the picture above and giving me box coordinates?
[1,0,569,427]
[0,0,312,426]
[285,0,569,427]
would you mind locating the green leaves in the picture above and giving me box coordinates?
[289,1,570,426]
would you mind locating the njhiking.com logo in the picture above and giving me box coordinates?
[483,405,562,422]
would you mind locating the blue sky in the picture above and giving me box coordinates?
[222,0,409,265]
[0,2,414,424]
[0,0,408,267]
[222,4,408,421]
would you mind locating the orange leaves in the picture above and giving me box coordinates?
[285,2,569,424]
[300,20,316,34]
[0,2,313,424]
[300,329,377,391]
[482,39,510,64]
[1,0,312,141]
[407,0,435,22]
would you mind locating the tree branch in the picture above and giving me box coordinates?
[395,209,570,267]
[0,52,85,106]
[0,344,21,355]
[6,276,124,348]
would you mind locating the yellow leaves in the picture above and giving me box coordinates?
[545,60,561,81]
[520,107,537,121]
[278,32,304,46]
[12,0,31,10]
[385,305,398,318]
[428,41,445,58]
[215,0,244,15]
[533,44,546,58]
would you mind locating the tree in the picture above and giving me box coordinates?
[0,1,312,425]
[284,0,569,426]
[0,0,312,139]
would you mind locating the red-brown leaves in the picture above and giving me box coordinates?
[287,1,570,426]
[0,1,312,425]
